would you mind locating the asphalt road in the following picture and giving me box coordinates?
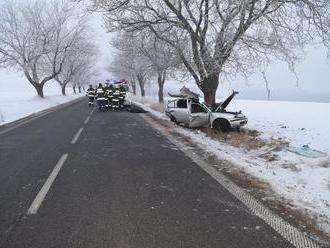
[0,99,295,248]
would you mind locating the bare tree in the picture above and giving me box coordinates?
[111,53,150,97]
[0,0,86,97]
[70,56,98,94]
[134,56,151,97]
[89,0,330,107]
[134,31,180,103]
[108,50,135,93]
[55,55,77,95]
[56,35,98,95]
[110,34,154,97]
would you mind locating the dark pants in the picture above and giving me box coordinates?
[88,97,94,104]
[97,98,107,111]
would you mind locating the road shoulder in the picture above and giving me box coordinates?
[134,103,329,247]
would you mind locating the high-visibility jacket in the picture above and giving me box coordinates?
[87,87,95,97]
[95,87,106,99]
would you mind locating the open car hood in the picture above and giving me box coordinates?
[216,90,239,112]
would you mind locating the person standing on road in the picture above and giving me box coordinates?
[107,84,114,110]
[95,83,106,111]
[104,83,111,109]
[86,85,95,107]
[112,85,121,110]
[119,84,126,109]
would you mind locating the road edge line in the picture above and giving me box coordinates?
[140,113,320,248]
[0,97,84,136]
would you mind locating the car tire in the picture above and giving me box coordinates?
[213,119,231,132]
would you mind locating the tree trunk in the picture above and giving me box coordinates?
[201,74,219,109]
[73,85,76,94]
[139,82,145,97]
[137,76,145,97]
[131,81,137,95]
[34,84,44,98]
[157,73,165,103]
[61,85,66,95]
[78,86,82,93]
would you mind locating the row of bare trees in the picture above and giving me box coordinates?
[86,0,330,108]
[0,0,98,98]
[109,31,180,103]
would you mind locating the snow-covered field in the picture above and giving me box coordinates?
[0,69,83,126]
[230,100,330,154]
[133,96,330,236]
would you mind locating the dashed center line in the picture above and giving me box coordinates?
[84,116,91,125]
[27,154,69,215]
[83,108,94,125]
[71,128,84,145]
[28,110,91,215]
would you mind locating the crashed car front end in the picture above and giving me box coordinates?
[210,112,248,130]
[228,113,248,128]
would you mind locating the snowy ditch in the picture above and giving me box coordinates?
[0,88,84,126]
[132,96,330,239]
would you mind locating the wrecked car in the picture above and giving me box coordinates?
[165,88,248,132]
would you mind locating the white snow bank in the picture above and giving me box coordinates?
[134,96,330,236]
[229,100,330,153]
[0,69,83,125]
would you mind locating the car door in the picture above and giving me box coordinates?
[167,99,189,123]
[189,103,210,128]
[166,99,176,115]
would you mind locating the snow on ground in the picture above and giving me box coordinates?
[132,96,330,236]
[0,69,83,126]
[229,100,330,153]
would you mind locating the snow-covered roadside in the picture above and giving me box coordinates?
[132,96,330,236]
[0,70,84,126]
[230,100,330,154]
[0,93,84,126]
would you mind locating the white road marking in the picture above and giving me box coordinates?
[0,111,50,136]
[27,154,69,215]
[141,114,320,248]
[84,116,91,125]
[71,128,84,144]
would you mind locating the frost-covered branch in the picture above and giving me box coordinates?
[87,0,330,107]
[0,0,89,97]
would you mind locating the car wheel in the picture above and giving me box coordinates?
[213,119,231,132]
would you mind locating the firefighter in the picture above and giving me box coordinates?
[95,83,106,111]
[119,84,126,109]
[105,83,114,110]
[107,84,115,110]
[103,83,111,110]
[86,85,95,107]
[112,86,121,110]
